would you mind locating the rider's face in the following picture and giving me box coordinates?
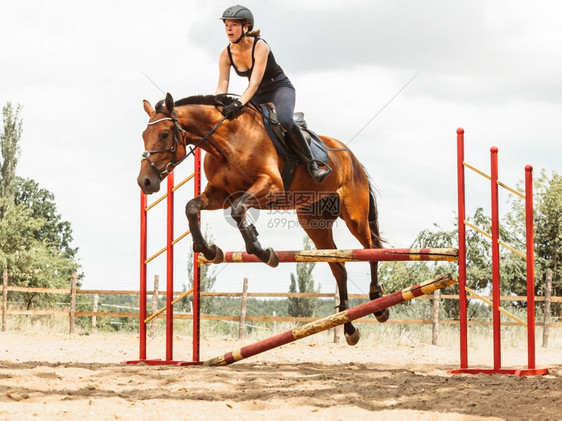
[224,19,244,41]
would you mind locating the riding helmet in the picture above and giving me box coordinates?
[220,5,254,31]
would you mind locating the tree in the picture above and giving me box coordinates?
[288,236,320,318]
[185,224,218,314]
[504,170,562,315]
[0,102,22,208]
[534,171,561,307]
[15,177,77,259]
[379,169,562,320]
[0,102,80,309]
[379,208,517,320]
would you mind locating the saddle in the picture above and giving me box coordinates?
[259,103,330,190]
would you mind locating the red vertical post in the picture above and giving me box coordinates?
[192,148,202,362]
[456,128,468,369]
[139,191,148,360]
[525,165,536,369]
[490,147,501,370]
[166,172,174,361]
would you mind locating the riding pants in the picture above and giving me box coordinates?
[251,73,296,131]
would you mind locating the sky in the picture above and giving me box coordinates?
[1,0,561,295]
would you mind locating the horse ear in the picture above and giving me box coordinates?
[143,100,155,117]
[165,93,174,112]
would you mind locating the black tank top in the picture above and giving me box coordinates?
[227,37,284,84]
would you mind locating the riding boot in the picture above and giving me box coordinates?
[286,123,331,183]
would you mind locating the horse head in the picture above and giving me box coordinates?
[137,93,186,194]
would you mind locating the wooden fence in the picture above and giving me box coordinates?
[2,269,561,346]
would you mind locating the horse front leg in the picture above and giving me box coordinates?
[185,188,228,264]
[231,191,279,268]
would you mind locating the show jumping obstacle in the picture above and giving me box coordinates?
[204,274,456,366]
[129,127,549,375]
[452,128,548,376]
[126,148,203,366]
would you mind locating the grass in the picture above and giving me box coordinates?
[2,304,560,352]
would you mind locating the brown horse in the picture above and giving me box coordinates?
[137,93,388,345]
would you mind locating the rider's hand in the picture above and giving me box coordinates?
[221,100,243,118]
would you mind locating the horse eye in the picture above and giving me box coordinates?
[160,131,169,140]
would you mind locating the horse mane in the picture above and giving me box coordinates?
[155,94,238,114]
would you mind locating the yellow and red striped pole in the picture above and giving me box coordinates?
[204,274,456,366]
[199,248,458,265]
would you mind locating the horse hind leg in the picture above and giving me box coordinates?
[367,190,389,322]
[296,201,360,346]
[340,187,389,323]
[369,262,389,322]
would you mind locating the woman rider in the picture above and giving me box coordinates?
[215,5,330,183]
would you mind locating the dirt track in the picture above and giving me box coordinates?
[0,332,560,420]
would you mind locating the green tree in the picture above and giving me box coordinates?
[15,177,77,259]
[0,102,80,309]
[504,170,562,315]
[0,102,22,208]
[535,171,561,306]
[379,208,514,320]
[185,224,218,314]
[380,169,562,320]
[288,236,320,318]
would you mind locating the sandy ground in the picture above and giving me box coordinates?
[0,332,560,421]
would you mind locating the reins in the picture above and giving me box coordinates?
[141,97,346,184]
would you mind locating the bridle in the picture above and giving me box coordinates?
[141,109,227,179]
[141,110,186,178]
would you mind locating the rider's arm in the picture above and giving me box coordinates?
[238,40,269,105]
[215,48,231,95]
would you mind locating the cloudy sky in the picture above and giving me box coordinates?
[1,0,561,294]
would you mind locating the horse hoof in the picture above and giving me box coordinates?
[205,244,224,264]
[375,308,390,323]
[345,328,360,346]
[211,245,224,264]
[265,247,279,267]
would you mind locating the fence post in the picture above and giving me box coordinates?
[542,269,553,348]
[69,273,77,334]
[239,277,249,340]
[2,269,7,332]
[92,294,99,331]
[150,275,160,337]
[432,290,440,345]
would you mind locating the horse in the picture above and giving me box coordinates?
[137,93,388,345]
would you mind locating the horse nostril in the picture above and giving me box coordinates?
[143,178,151,188]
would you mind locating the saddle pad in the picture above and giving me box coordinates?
[260,105,291,161]
[307,130,329,164]
[260,105,329,164]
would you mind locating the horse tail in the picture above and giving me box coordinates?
[363,166,384,249]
